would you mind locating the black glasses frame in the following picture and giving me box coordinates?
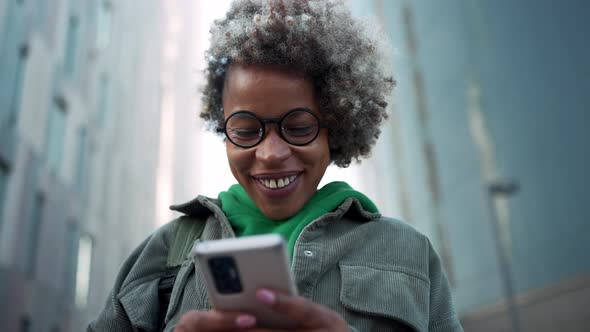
[216,108,330,148]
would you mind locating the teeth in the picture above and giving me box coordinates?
[260,176,297,189]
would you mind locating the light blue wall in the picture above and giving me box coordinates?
[469,0,590,293]
[349,0,590,314]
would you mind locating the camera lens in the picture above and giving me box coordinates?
[208,256,243,294]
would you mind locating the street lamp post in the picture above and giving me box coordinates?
[486,179,521,332]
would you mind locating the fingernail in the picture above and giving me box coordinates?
[256,289,276,304]
[236,314,256,328]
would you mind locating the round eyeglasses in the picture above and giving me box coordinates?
[217,108,330,148]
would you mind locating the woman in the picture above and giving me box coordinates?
[89,1,463,331]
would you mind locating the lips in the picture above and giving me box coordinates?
[257,175,297,189]
[251,172,301,198]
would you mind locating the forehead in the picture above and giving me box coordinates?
[222,64,319,118]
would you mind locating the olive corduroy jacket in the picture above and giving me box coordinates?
[88,195,463,332]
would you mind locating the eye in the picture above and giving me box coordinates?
[229,128,261,140]
[225,112,263,143]
[281,109,319,139]
[282,124,316,137]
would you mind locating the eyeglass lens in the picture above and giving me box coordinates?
[225,109,320,147]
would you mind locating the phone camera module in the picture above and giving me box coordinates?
[208,256,243,294]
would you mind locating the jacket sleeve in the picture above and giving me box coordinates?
[88,221,176,332]
[426,239,464,332]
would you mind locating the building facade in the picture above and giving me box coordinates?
[0,0,170,331]
[348,0,590,331]
[2,0,589,331]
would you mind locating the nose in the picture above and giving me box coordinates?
[255,127,291,165]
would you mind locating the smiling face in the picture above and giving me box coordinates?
[222,64,330,220]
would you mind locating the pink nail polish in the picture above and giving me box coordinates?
[257,289,276,304]
[236,315,256,328]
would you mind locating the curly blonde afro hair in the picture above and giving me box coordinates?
[201,0,395,167]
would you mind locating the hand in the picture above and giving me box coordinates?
[174,310,257,331]
[173,289,350,332]
[247,288,350,332]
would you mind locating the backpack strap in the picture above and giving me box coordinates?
[158,216,206,331]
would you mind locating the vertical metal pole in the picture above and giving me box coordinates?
[487,180,521,332]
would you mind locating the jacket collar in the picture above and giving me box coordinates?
[169,195,219,217]
[169,195,381,222]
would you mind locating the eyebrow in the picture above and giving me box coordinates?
[228,107,315,119]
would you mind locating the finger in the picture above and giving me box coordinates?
[174,310,256,331]
[255,289,339,327]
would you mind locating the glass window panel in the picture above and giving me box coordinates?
[98,75,109,126]
[75,128,87,193]
[0,2,28,124]
[10,45,28,122]
[25,193,44,277]
[64,16,79,76]
[35,0,48,32]
[64,223,79,299]
[75,234,93,308]
[0,161,8,232]
[46,99,67,172]
[96,1,112,50]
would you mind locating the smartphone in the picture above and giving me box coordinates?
[192,234,298,329]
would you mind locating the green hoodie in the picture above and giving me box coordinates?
[218,181,378,256]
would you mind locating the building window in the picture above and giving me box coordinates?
[75,128,87,194]
[0,39,29,125]
[63,16,79,76]
[96,1,113,50]
[9,44,28,123]
[46,97,67,172]
[34,0,48,32]
[64,222,79,300]
[75,233,93,308]
[97,75,110,126]
[25,192,44,277]
[0,159,9,232]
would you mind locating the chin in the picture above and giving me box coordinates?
[261,205,298,221]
